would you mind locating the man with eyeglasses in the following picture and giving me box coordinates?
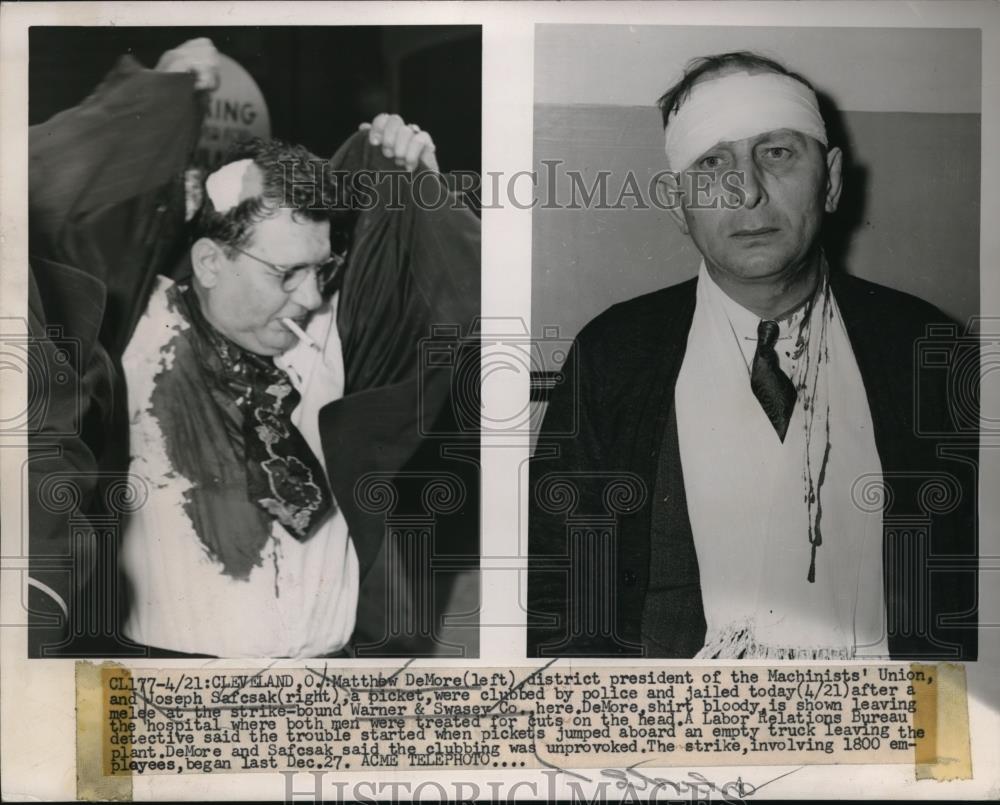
[117,111,478,658]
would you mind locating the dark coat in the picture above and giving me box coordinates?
[528,272,978,660]
[316,134,481,655]
[27,58,203,656]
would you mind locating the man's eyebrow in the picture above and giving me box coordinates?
[755,128,806,143]
[694,142,734,160]
[286,253,333,271]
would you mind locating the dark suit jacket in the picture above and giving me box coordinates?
[528,272,978,660]
[317,134,481,654]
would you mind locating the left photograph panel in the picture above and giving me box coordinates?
[26,26,482,659]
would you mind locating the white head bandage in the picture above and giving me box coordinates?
[664,71,827,172]
[204,158,262,215]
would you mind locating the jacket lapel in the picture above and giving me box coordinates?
[830,273,908,465]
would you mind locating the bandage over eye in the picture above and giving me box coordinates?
[664,72,828,172]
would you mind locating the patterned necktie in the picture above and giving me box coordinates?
[225,350,336,541]
[180,285,334,541]
[751,319,797,441]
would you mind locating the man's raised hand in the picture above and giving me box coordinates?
[359,113,440,173]
[156,38,221,92]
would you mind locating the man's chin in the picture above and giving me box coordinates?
[245,332,297,357]
[726,241,816,279]
[715,254,789,282]
[257,322,303,354]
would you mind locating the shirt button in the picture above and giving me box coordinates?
[623,570,637,586]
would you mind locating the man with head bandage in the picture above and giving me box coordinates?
[528,51,977,661]
[117,119,479,659]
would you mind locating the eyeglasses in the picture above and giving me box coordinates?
[227,243,343,294]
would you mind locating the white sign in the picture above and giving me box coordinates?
[195,52,271,170]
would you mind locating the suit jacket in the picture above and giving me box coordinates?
[316,134,481,654]
[528,272,978,660]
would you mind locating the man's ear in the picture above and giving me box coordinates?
[656,171,689,235]
[191,238,223,288]
[824,146,844,214]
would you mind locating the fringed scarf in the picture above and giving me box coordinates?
[146,283,334,579]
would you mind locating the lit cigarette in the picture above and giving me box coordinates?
[281,317,320,352]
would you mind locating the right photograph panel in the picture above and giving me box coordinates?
[527,25,981,661]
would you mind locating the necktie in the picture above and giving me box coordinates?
[228,352,336,541]
[181,285,335,541]
[751,319,797,441]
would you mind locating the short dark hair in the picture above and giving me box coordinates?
[657,51,817,131]
[192,138,346,255]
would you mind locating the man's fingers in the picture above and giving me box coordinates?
[379,114,404,156]
[392,124,416,166]
[404,131,434,172]
[419,144,440,174]
[156,38,220,91]
[192,64,221,91]
[172,37,217,62]
[366,113,390,144]
[181,37,215,50]
[369,113,403,149]
[364,115,437,171]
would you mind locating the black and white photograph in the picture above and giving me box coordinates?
[24,25,482,659]
[527,24,980,661]
[1,3,998,803]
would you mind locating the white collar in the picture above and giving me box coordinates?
[698,262,806,369]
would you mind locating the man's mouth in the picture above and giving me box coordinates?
[274,317,309,339]
[731,227,779,238]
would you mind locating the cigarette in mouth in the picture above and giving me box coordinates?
[281,317,320,352]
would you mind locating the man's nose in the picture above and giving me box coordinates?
[290,268,323,311]
[739,158,767,209]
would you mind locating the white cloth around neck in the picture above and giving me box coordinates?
[673,264,887,659]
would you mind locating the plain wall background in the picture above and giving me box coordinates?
[531,26,982,362]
